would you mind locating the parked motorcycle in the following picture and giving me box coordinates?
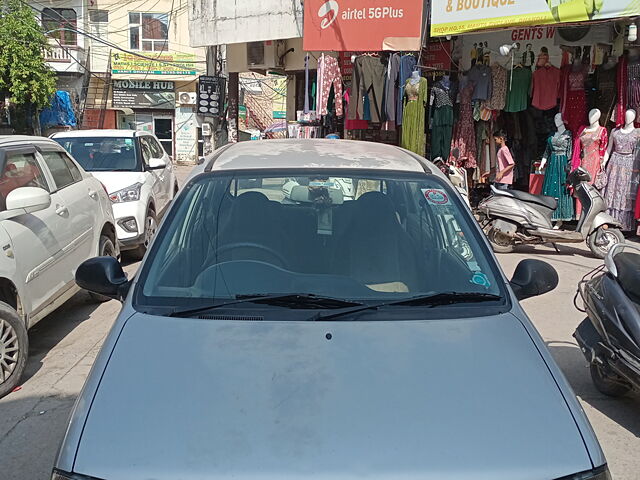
[574,243,640,397]
[477,167,624,258]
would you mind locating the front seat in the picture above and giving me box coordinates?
[214,192,285,266]
[334,192,420,291]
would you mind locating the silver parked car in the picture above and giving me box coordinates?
[54,140,610,480]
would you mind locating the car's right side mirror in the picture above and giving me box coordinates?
[76,256,130,301]
[510,259,558,301]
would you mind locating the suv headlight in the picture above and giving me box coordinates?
[109,182,143,203]
[558,466,612,480]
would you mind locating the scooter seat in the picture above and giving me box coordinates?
[494,189,558,210]
[614,252,640,304]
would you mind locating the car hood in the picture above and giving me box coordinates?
[74,313,592,480]
[90,171,146,194]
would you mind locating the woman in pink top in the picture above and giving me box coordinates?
[494,130,515,190]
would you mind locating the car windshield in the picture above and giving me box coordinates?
[54,137,138,171]
[136,171,503,311]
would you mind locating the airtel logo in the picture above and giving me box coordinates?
[318,1,339,29]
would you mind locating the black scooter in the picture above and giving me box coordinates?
[574,243,640,397]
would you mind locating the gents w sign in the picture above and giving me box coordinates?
[303,0,424,52]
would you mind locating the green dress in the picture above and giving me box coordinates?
[401,77,427,156]
[504,67,532,113]
[542,129,575,221]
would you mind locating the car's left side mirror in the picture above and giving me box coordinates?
[76,256,130,301]
[0,187,51,220]
[148,157,167,169]
[510,259,558,301]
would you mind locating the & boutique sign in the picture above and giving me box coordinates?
[303,0,424,52]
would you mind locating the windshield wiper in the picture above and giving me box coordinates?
[169,294,364,318]
[314,292,502,321]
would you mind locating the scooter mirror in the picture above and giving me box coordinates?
[510,259,559,301]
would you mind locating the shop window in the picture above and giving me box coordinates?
[41,8,77,46]
[129,12,169,52]
[89,10,109,23]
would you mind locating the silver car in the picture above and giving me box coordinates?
[54,140,610,480]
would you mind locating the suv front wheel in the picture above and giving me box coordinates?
[130,208,157,261]
[0,301,27,399]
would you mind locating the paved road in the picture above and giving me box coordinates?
[1,169,638,478]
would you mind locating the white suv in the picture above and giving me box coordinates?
[52,130,178,259]
[0,136,117,398]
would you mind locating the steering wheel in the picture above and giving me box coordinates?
[214,242,290,269]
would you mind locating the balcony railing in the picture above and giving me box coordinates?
[44,43,76,63]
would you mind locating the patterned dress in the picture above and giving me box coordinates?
[542,129,575,221]
[400,78,427,156]
[603,128,640,231]
[571,126,608,216]
[450,83,477,169]
[562,67,588,136]
[482,64,507,111]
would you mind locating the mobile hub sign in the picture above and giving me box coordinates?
[303,0,424,51]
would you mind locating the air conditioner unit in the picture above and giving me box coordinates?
[246,40,286,71]
[178,92,196,105]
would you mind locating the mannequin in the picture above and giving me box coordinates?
[601,109,640,231]
[541,113,575,221]
[401,72,427,155]
[571,109,608,215]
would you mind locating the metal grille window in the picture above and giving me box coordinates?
[41,8,77,46]
[129,12,169,52]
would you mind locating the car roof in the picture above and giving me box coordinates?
[207,139,434,174]
[50,129,144,138]
[0,135,65,148]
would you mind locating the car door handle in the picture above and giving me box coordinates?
[88,189,98,199]
[55,205,68,216]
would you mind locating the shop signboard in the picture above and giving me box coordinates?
[197,76,226,117]
[303,0,424,51]
[431,0,640,36]
[112,80,176,109]
[111,52,198,75]
[273,110,286,119]
[422,41,452,71]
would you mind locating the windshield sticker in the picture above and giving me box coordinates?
[124,138,133,145]
[471,272,491,288]
[422,188,449,205]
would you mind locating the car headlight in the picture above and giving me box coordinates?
[109,182,143,203]
[51,469,103,479]
[558,466,612,480]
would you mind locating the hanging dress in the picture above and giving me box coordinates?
[450,82,477,168]
[430,82,454,161]
[603,128,640,231]
[571,126,608,216]
[542,129,575,221]
[561,66,588,136]
[400,77,427,156]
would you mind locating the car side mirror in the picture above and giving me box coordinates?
[76,256,130,301]
[197,156,206,165]
[0,187,51,220]
[510,259,558,301]
[148,157,167,170]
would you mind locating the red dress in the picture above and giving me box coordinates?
[561,66,587,137]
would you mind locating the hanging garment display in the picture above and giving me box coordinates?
[602,128,640,231]
[450,82,477,168]
[531,65,561,111]
[383,53,401,129]
[468,63,493,102]
[396,55,417,125]
[482,63,507,111]
[400,77,427,156]
[595,64,618,125]
[348,56,386,124]
[542,129,575,221]
[561,65,588,135]
[344,88,369,130]
[504,67,531,113]
[627,59,640,121]
[316,54,343,117]
[430,81,454,161]
[616,56,628,127]
[571,125,608,216]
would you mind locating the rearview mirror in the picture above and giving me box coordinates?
[148,157,167,170]
[289,185,344,205]
[510,259,558,301]
[0,187,51,220]
[76,256,129,301]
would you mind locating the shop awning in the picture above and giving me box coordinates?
[430,0,639,36]
[303,0,425,51]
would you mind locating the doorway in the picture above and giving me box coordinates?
[153,116,173,157]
